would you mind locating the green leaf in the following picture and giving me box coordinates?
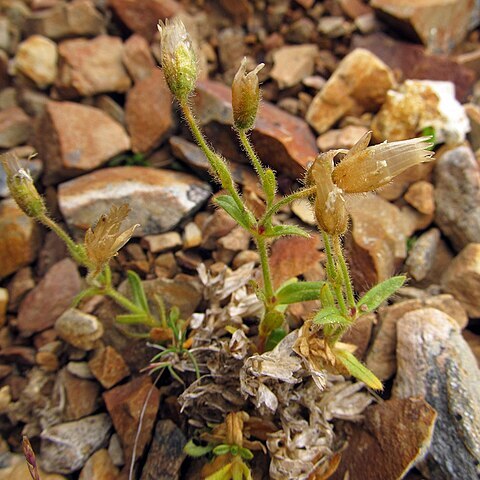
[239,447,254,460]
[334,349,383,391]
[265,328,287,351]
[213,444,231,456]
[313,306,350,326]
[184,439,213,457]
[275,280,324,305]
[264,168,277,204]
[420,126,436,150]
[205,463,231,480]
[356,275,406,313]
[264,224,310,238]
[116,313,150,325]
[319,283,335,308]
[127,270,150,313]
[215,195,251,230]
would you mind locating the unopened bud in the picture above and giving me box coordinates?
[158,18,197,102]
[1,153,46,219]
[232,58,264,131]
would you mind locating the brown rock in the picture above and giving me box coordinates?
[125,68,173,153]
[0,289,7,327]
[55,308,104,350]
[0,106,32,148]
[36,350,59,371]
[56,35,131,98]
[194,79,318,178]
[142,232,182,254]
[341,313,374,360]
[0,454,67,480]
[339,0,372,19]
[404,180,435,215]
[306,49,394,134]
[316,125,369,151]
[88,346,130,389]
[36,101,130,184]
[331,397,436,480]
[464,103,480,151]
[122,34,155,83]
[103,376,160,465]
[107,0,181,41]
[0,199,41,279]
[7,267,35,310]
[0,346,36,365]
[182,222,202,249]
[217,226,251,251]
[17,258,82,335]
[79,449,119,480]
[463,330,480,366]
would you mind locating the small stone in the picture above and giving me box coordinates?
[122,34,155,83]
[103,376,160,465]
[0,454,67,480]
[40,413,112,474]
[183,222,202,249]
[354,13,379,34]
[302,75,326,90]
[217,27,246,78]
[285,17,316,44]
[55,308,104,351]
[17,259,82,335]
[464,102,480,151]
[95,95,125,126]
[218,226,251,251]
[316,125,369,151]
[88,346,130,389]
[36,350,59,372]
[142,231,182,254]
[318,16,354,38]
[339,0,372,19]
[441,243,480,317]
[393,308,480,479]
[434,146,480,251]
[270,44,318,89]
[0,385,11,414]
[404,180,435,215]
[0,289,7,327]
[125,68,173,153]
[232,250,260,269]
[36,101,130,184]
[67,361,94,379]
[108,434,124,467]
[154,252,178,278]
[79,449,119,480]
[14,34,57,88]
[56,35,131,98]
[291,198,315,226]
[341,313,374,360]
[306,49,394,134]
[463,330,480,366]
[7,267,35,310]
[58,166,211,239]
[0,346,36,365]
[0,106,32,148]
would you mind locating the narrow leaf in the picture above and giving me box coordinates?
[184,439,213,457]
[275,281,324,305]
[356,275,406,313]
[265,328,287,351]
[127,270,150,313]
[264,224,310,238]
[215,195,251,230]
[334,349,383,390]
[313,306,350,326]
[319,283,335,308]
[264,168,277,204]
[213,444,231,456]
[116,313,150,325]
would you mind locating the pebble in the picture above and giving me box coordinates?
[142,231,182,254]
[183,222,202,249]
[36,350,59,372]
[0,453,66,480]
[218,226,251,251]
[55,308,104,351]
[318,16,354,38]
[291,198,315,226]
[79,449,119,480]
[232,250,260,269]
[404,180,435,215]
[88,346,130,389]
[316,125,369,151]
[67,361,94,379]
[0,106,33,148]
[0,288,7,327]
[108,433,124,467]
[464,102,480,151]
[122,34,155,83]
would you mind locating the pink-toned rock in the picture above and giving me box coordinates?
[17,258,82,335]
[107,0,181,41]
[0,199,41,279]
[122,34,155,82]
[404,180,435,215]
[125,68,173,153]
[339,0,373,19]
[316,125,369,151]
[0,106,32,148]
[79,449,119,480]
[56,35,131,98]
[193,79,318,178]
[35,101,130,184]
[88,346,130,389]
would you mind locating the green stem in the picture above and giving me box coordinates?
[333,235,355,309]
[238,129,266,186]
[255,235,274,302]
[322,231,336,282]
[104,287,146,316]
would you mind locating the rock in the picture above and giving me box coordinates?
[0,199,41,279]
[0,346,36,365]
[393,308,480,480]
[67,361,94,379]
[441,243,480,318]
[404,180,434,215]
[107,0,181,41]
[339,0,373,19]
[316,125,369,151]
[233,250,259,269]
[79,449,119,480]
[193,79,318,178]
[57,166,211,239]
[103,376,160,465]
[318,16,354,38]
[270,44,318,89]
[0,454,66,480]
[40,413,112,474]
[55,308,104,350]
[434,146,480,251]
[122,34,155,83]
[372,80,469,143]
[142,231,182,254]
[341,313,374,360]
[140,420,186,480]
[88,346,130,389]
[108,434,124,467]
[217,226,251,251]
[285,17,316,44]
[17,259,82,335]
[95,95,125,126]
[36,350,59,372]
[0,288,7,327]
[464,103,480,151]
[36,230,69,277]
[331,398,436,480]
[25,0,105,39]
[217,27,246,79]
[125,68,173,153]
[306,49,394,134]
[56,35,131,98]
[183,222,202,249]
[13,34,57,88]
[0,106,33,148]
[371,0,476,53]
[366,295,468,381]
[6,267,35,310]
[36,101,130,184]
[463,330,480,366]
[291,198,315,226]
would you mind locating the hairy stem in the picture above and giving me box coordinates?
[255,235,274,302]
[238,129,266,188]
[333,235,355,309]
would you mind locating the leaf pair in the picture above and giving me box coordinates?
[116,271,153,326]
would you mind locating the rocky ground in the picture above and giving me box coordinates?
[0,0,480,479]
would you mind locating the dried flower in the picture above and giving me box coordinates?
[158,18,197,102]
[22,436,40,480]
[1,152,46,219]
[232,58,265,131]
[333,131,434,193]
[84,204,138,275]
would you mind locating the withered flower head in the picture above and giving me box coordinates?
[84,204,138,275]
[157,17,197,102]
[333,131,434,193]
[1,152,46,219]
[232,57,265,131]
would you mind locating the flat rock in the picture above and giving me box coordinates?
[142,231,182,254]
[404,180,435,215]
[306,48,394,134]
[393,308,480,480]
[88,346,130,389]
[57,166,211,239]
[122,34,155,83]
[56,35,131,98]
[441,243,480,318]
[55,308,104,350]
[40,413,112,474]
[36,101,130,184]
[6,266,35,310]
[125,68,173,153]
[17,258,82,335]
[331,397,436,480]
[0,106,33,148]
[193,79,318,178]
[434,146,480,252]
[0,199,41,279]
[79,449,119,480]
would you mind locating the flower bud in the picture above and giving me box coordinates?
[1,153,46,219]
[232,58,264,131]
[158,18,197,102]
